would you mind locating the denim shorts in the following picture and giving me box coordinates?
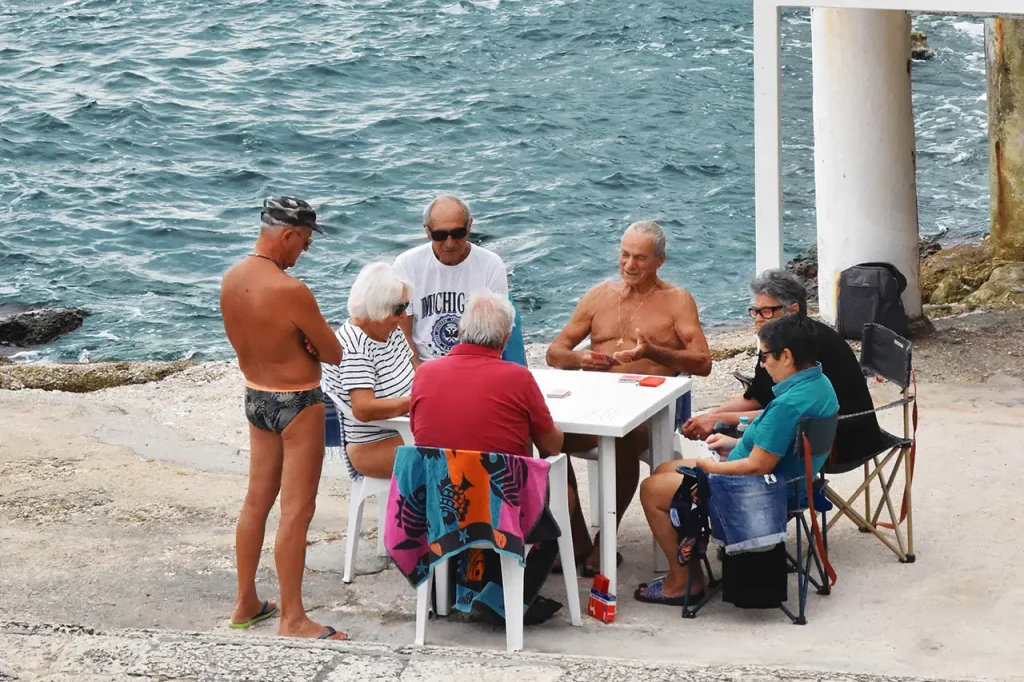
[707,472,788,555]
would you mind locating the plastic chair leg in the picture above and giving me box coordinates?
[547,455,582,626]
[414,568,433,645]
[499,554,525,653]
[435,558,450,617]
[587,459,601,531]
[376,495,388,557]
[343,479,366,584]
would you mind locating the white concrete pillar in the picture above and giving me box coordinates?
[811,9,922,323]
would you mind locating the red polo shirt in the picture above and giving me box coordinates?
[410,343,555,458]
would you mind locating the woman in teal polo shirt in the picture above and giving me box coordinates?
[635,314,838,605]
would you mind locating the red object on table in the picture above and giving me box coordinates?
[587,574,617,623]
[638,376,666,387]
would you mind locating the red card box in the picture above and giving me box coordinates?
[587,574,617,624]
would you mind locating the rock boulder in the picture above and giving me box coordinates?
[911,31,935,61]
[964,263,1024,309]
[0,304,88,348]
[0,361,192,393]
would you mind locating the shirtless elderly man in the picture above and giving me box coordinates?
[220,196,346,641]
[546,220,712,575]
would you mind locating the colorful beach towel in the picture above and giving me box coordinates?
[385,446,551,589]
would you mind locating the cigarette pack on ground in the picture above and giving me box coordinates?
[587,574,617,623]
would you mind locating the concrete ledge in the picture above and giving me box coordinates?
[0,621,973,682]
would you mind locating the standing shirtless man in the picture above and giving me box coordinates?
[545,220,712,575]
[220,196,345,641]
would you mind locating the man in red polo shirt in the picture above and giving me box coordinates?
[410,290,565,624]
[411,293,563,459]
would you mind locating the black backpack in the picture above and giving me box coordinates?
[836,262,909,340]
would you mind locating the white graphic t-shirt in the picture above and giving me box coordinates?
[393,243,508,360]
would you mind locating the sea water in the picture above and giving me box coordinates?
[0,1,989,361]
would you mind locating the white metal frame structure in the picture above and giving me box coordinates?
[754,0,1024,275]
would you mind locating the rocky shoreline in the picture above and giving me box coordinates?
[4,235,1022,394]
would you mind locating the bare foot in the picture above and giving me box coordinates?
[279,615,348,641]
[231,598,277,626]
[662,574,706,598]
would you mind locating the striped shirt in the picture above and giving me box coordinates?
[321,321,414,445]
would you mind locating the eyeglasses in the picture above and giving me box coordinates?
[757,348,777,365]
[748,305,784,320]
[392,301,410,316]
[286,228,314,250]
[428,225,469,242]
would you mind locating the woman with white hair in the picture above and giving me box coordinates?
[322,262,414,478]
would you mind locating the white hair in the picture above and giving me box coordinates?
[458,291,514,350]
[624,220,666,258]
[347,262,412,322]
[422,194,472,227]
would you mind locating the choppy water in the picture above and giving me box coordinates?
[0,1,989,362]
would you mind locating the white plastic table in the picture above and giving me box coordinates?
[374,368,691,599]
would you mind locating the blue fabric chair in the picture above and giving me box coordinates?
[324,393,343,449]
[501,293,528,368]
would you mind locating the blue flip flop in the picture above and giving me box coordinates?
[228,600,278,629]
[634,577,704,606]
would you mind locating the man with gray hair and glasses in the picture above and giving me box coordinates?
[394,195,508,366]
[682,269,883,469]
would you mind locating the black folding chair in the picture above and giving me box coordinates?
[820,323,917,563]
[782,415,839,625]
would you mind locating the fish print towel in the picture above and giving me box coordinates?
[385,446,550,588]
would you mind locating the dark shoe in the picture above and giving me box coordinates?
[524,596,563,625]
[581,552,623,578]
[551,552,588,575]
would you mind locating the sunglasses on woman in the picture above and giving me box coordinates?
[757,348,776,365]
[428,225,469,242]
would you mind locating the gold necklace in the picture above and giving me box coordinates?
[616,284,656,346]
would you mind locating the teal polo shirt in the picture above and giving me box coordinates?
[726,364,839,481]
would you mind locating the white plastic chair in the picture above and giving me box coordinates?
[324,390,391,584]
[414,453,582,653]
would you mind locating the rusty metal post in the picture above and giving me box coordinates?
[987,18,1024,262]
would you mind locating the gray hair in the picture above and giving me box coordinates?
[458,291,514,350]
[750,269,808,316]
[348,262,412,321]
[624,220,666,258]
[422,194,472,227]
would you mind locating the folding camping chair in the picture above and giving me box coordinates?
[782,415,839,625]
[820,323,917,563]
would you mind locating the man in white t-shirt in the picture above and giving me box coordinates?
[394,195,508,366]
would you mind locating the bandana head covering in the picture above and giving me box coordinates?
[260,196,324,234]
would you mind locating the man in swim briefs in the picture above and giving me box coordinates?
[220,196,346,641]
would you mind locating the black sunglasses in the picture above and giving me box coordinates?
[392,301,410,316]
[757,348,777,365]
[428,225,469,242]
[749,305,785,320]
